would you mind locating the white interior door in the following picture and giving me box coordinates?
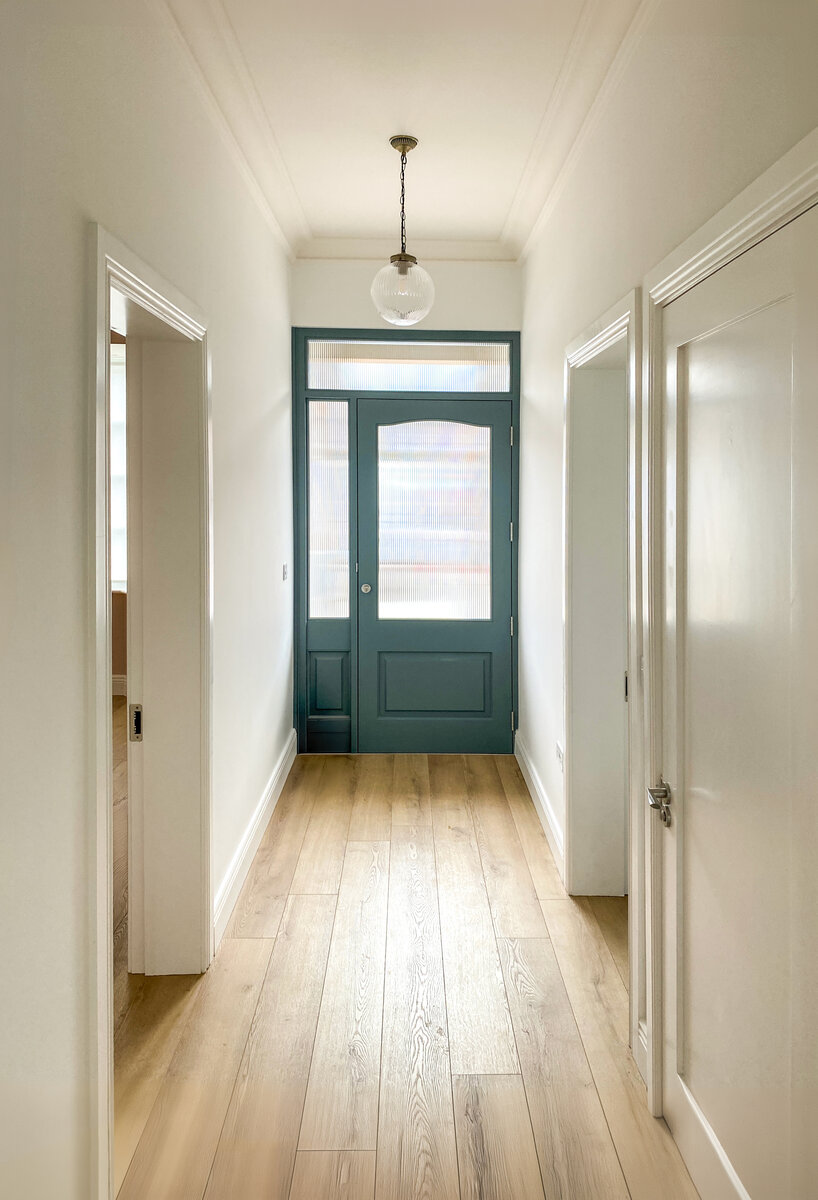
[657,205,818,1198]
[127,334,210,976]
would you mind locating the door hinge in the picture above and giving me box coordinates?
[129,703,143,742]
[624,671,629,701]
[510,426,514,447]
[510,616,514,637]
[511,710,515,730]
[509,521,514,543]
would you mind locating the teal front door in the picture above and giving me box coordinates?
[356,398,513,752]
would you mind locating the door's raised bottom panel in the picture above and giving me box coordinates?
[379,652,491,716]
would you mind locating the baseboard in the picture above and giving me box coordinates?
[112,674,127,696]
[514,731,565,874]
[213,728,298,946]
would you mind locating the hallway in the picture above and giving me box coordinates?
[114,754,696,1199]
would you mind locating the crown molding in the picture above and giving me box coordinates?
[296,237,518,263]
[517,0,659,259]
[155,0,309,256]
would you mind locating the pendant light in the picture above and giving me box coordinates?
[371,135,435,326]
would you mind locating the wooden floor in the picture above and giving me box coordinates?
[114,753,698,1199]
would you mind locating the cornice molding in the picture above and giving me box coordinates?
[155,0,308,256]
[298,237,518,263]
[518,0,659,260]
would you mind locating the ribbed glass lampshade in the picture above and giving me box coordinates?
[371,259,435,327]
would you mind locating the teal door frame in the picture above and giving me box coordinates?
[292,327,521,753]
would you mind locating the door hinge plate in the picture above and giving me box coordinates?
[509,521,514,543]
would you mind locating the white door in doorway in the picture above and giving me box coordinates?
[656,205,818,1198]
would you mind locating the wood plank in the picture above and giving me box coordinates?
[205,894,336,1200]
[376,826,459,1200]
[429,756,518,1075]
[542,900,699,1199]
[117,938,272,1200]
[452,1074,545,1200]
[227,757,320,937]
[290,1151,376,1200]
[464,756,547,938]
[494,756,566,899]
[290,756,357,894]
[114,974,203,1194]
[299,841,390,1150]
[391,754,431,826]
[589,896,629,992]
[499,936,629,1199]
[348,755,394,841]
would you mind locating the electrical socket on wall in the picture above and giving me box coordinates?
[556,741,564,770]
[282,563,288,581]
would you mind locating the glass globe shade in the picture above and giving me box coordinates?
[370,258,435,326]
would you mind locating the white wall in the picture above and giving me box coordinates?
[292,258,521,330]
[0,3,293,1196]
[518,0,818,852]
[567,367,628,895]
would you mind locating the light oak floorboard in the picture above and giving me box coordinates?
[499,937,629,1200]
[299,841,390,1150]
[290,756,357,894]
[494,756,566,899]
[452,1074,545,1200]
[392,753,432,826]
[205,895,337,1200]
[543,899,699,1200]
[589,896,629,993]
[114,974,203,1195]
[429,756,518,1076]
[117,938,272,1200]
[376,826,459,1200]
[290,1151,376,1200]
[348,754,394,841]
[464,756,547,938]
[227,757,320,937]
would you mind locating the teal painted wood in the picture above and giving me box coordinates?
[292,328,520,754]
[357,398,513,753]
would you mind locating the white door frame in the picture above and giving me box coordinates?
[90,225,214,1199]
[563,289,647,1083]
[641,127,818,1120]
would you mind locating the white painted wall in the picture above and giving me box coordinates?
[0,3,293,1195]
[566,367,628,895]
[518,0,818,853]
[292,258,521,330]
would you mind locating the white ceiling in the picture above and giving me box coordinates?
[165,0,641,259]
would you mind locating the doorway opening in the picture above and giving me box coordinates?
[293,330,520,754]
[562,292,646,1084]
[92,228,213,1198]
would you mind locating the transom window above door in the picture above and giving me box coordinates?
[307,338,511,393]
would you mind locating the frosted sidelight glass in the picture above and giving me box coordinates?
[308,340,510,392]
[378,421,491,620]
[308,401,349,618]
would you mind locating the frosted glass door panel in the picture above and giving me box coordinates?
[308,401,349,618]
[377,420,491,620]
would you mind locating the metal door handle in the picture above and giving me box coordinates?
[361,583,372,594]
[647,781,672,827]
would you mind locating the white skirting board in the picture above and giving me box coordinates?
[213,729,298,946]
[514,731,565,877]
[112,674,127,696]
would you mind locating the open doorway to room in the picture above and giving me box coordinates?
[93,229,213,1197]
[562,292,646,1083]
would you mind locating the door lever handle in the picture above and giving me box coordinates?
[647,781,672,827]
